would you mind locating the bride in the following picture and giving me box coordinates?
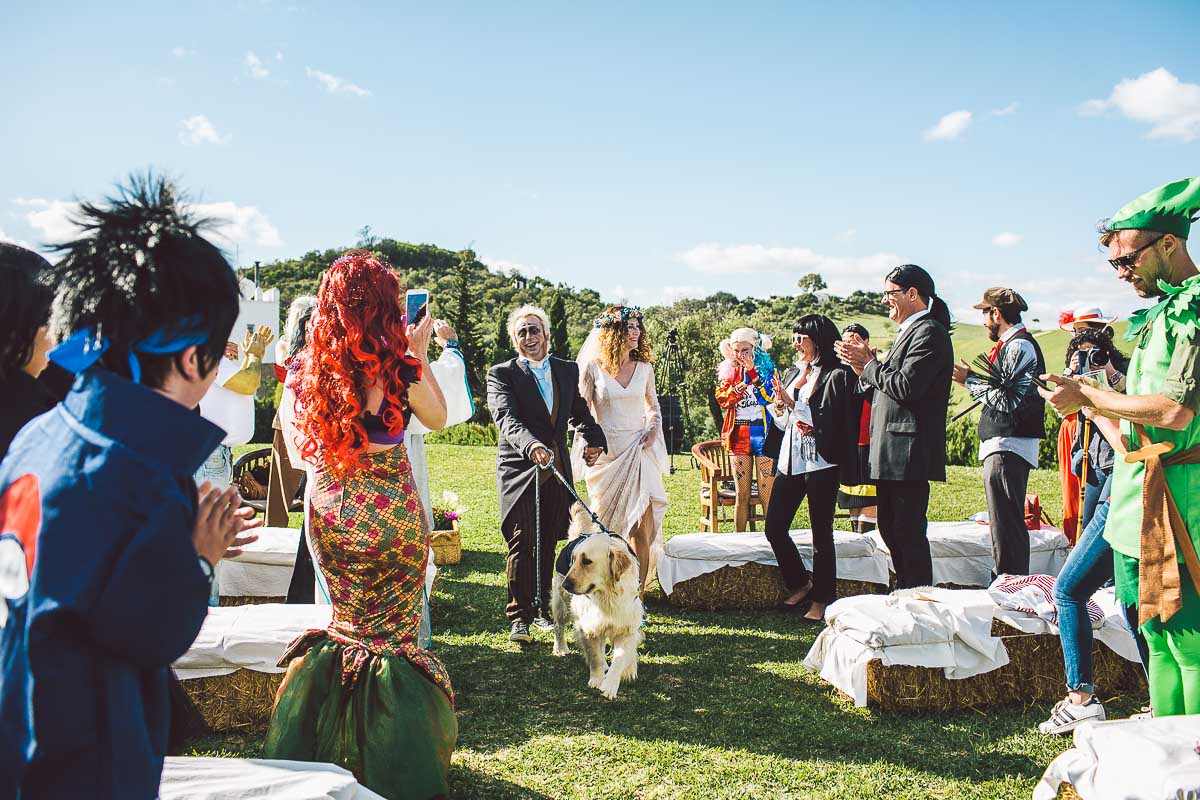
[573,305,670,600]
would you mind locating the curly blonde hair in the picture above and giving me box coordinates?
[596,305,653,376]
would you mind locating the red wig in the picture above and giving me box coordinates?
[292,250,422,476]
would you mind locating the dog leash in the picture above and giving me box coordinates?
[531,450,616,616]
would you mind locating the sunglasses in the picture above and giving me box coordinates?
[882,288,908,299]
[1109,235,1164,271]
[515,325,542,338]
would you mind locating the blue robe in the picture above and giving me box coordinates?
[0,369,223,799]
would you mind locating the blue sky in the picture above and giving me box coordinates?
[3,1,1198,326]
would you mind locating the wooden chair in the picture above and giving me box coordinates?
[692,440,766,532]
[232,447,305,514]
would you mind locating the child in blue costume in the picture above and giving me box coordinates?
[0,175,259,800]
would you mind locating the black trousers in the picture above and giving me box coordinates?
[285,528,315,604]
[501,476,571,623]
[763,467,840,603]
[983,451,1032,576]
[876,479,933,589]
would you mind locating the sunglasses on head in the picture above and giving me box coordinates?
[1109,235,1165,271]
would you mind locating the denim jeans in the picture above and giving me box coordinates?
[1054,492,1150,692]
[194,444,233,606]
[1080,469,1111,539]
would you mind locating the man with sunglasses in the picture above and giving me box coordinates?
[487,305,606,643]
[1040,177,1200,718]
[953,288,1046,577]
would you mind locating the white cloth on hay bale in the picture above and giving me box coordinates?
[867,520,1071,587]
[173,604,332,680]
[655,530,892,595]
[1034,715,1200,800]
[160,756,384,799]
[803,585,1141,707]
[216,526,300,599]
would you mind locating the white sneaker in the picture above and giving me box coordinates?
[1130,705,1153,721]
[1038,696,1105,735]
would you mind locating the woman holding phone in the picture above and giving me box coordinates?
[763,314,860,622]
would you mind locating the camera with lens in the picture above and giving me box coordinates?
[1076,348,1109,372]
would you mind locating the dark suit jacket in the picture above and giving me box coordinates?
[859,315,954,482]
[774,363,862,486]
[486,356,607,528]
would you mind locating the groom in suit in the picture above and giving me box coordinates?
[836,265,954,589]
[487,305,607,643]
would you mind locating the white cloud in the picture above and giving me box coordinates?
[923,110,972,141]
[245,51,269,79]
[178,114,231,145]
[0,228,35,250]
[835,227,857,242]
[13,198,83,242]
[191,201,283,248]
[991,102,1019,116]
[678,243,903,300]
[275,50,285,61]
[1080,68,1200,143]
[482,256,541,278]
[170,46,192,58]
[660,285,708,304]
[305,67,370,97]
[992,232,1023,247]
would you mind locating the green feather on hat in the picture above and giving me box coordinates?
[1108,177,1200,239]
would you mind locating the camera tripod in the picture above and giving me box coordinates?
[657,327,694,474]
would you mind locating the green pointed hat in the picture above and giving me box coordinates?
[1108,177,1200,240]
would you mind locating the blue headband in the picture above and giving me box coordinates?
[50,320,210,384]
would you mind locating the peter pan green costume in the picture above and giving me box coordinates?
[1103,177,1200,716]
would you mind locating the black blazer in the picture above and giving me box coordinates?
[486,356,607,528]
[772,362,862,486]
[860,314,954,482]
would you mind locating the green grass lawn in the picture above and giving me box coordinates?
[208,444,1141,799]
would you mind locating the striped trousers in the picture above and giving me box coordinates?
[501,475,572,623]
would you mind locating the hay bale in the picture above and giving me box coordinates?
[667,561,887,610]
[180,669,283,732]
[859,620,1146,713]
[218,595,287,607]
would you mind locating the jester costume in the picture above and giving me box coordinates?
[1103,177,1200,716]
[715,335,781,529]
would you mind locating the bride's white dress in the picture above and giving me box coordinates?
[574,360,670,585]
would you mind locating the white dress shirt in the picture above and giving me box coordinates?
[770,364,836,476]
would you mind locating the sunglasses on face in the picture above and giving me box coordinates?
[1109,235,1165,271]
[515,326,542,338]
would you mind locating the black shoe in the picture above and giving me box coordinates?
[532,616,554,631]
[509,621,531,642]
[775,598,812,614]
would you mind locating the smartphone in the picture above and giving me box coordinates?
[405,289,429,326]
[1031,374,1051,391]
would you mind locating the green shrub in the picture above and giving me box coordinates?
[425,422,498,446]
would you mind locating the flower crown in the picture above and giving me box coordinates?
[593,306,644,329]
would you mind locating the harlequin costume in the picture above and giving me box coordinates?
[714,332,781,530]
[0,367,223,799]
[1102,177,1200,716]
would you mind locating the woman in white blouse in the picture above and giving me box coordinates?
[765,314,862,623]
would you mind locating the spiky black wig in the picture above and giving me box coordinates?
[45,173,240,388]
[0,243,53,381]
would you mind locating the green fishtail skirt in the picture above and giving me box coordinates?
[264,637,457,799]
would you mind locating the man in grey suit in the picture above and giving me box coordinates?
[487,305,606,643]
[836,265,954,589]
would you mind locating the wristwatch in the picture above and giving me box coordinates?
[444,339,461,349]
[198,556,215,585]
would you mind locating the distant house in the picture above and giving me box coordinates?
[813,290,834,304]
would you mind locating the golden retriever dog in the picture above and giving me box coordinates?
[551,504,643,700]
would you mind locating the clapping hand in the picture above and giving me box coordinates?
[772,376,794,411]
[193,482,261,566]
[833,334,873,375]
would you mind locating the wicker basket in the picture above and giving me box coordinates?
[217,595,287,607]
[431,519,461,566]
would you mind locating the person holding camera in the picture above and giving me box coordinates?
[1064,330,1128,533]
[952,287,1046,577]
